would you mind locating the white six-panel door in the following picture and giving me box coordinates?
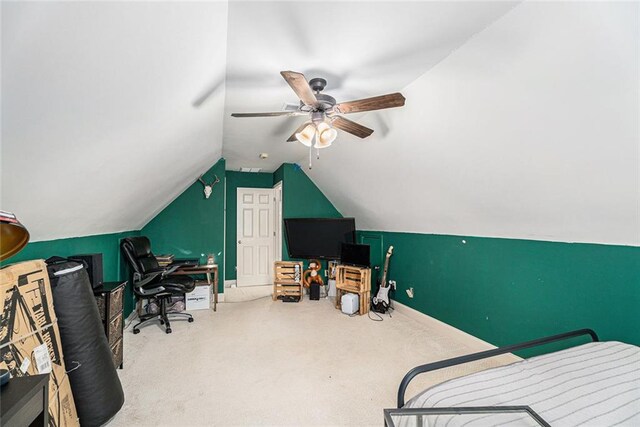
[237,188,275,287]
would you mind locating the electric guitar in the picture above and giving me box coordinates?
[372,246,393,312]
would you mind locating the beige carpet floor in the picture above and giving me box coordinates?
[108,297,518,426]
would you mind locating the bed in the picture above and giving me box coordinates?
[389,329,640,427]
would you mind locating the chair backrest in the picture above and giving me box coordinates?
[120,236,160,277]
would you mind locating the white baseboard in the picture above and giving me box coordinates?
[217,293,225,302]
[224,280,237,288]
[391,300,521,362]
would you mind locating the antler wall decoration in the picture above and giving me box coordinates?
[198,174,220,199]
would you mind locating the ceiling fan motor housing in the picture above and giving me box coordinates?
[311,111,325,124]
[300,94,336,112]
[309,77,327,92]
[293,77,334,112]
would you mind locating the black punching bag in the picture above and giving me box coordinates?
[47,257,124,426]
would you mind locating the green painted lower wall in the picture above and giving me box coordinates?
[1,230,140,316]
[358,231,640,355]
[225,171,275,281]
[142,159,226,292]
[5,156,636,360]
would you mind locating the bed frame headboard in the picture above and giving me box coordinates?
[397,328,599,408]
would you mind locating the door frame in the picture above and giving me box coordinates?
[236,186,282,287]
[273,181,283,265]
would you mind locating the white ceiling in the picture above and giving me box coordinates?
[2,1,637,246]
[1,1,229,240]
[221,1,518,171]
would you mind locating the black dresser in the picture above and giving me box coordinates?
[0,374,49,427]
[93,281,126,369]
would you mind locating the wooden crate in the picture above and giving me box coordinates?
[274,261,303,283]
[336,265,371,293]
[335,265,371,315]
[273,261,303,302]
[273,283,303,300]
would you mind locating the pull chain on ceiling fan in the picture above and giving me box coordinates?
[231,70,406,168]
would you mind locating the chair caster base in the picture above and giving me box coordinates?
[133,328,140,334]
[166,328,172,334]
[160,320,164,325]
[188,317,194,323]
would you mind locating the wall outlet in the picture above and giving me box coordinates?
[406,287,414,298]
[389,280,397,290]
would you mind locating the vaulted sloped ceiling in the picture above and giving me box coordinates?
[1,1,229,241]
[1,0,518,241]
[221,1,518,171]
[2,1,638,246]
[304,1,640,246]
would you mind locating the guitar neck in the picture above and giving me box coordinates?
[380,267,389,287]
[380,250,392,287]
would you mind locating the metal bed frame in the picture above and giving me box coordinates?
[384,405,551,427]
[397,328,599,408]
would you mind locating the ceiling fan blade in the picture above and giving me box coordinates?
[286,122,311,142]
[331,116,374,139]
[335,93,405,114]
[280,71,319,108]
[231,111,305,118]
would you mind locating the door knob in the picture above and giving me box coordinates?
[238,240,242,244]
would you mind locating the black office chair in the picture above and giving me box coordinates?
[121,236,196,334]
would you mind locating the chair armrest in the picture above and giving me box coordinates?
[134,271,162,288]
[163,264,184,276]
[136,285,166,296]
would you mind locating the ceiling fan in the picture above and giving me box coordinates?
[231,71,406,150]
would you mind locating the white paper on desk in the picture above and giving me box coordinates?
[33,343,52,374]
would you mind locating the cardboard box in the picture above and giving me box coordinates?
[0,260,80,427]
[185,284,210,310]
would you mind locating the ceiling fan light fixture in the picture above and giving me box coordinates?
[315,122,337,148]
[295,123,316,147]
[231,71,406,167]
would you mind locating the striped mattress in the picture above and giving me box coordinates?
[405,341,640,426]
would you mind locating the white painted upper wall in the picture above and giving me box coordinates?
[305,1,640,246]
[1,1,229,241]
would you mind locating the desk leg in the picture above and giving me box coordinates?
[214,269,218,311]
[206,272,215,312]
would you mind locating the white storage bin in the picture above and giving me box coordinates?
[185,284,211,310]
[341,293,359,315]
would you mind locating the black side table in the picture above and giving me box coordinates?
[0,374,49,427]
[93,281,126,369]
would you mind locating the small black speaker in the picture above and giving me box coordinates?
[310,283,320,301]
[70,253,103,288]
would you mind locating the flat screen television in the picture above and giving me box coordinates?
[340,243,370,268]
[284,218,356,260]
